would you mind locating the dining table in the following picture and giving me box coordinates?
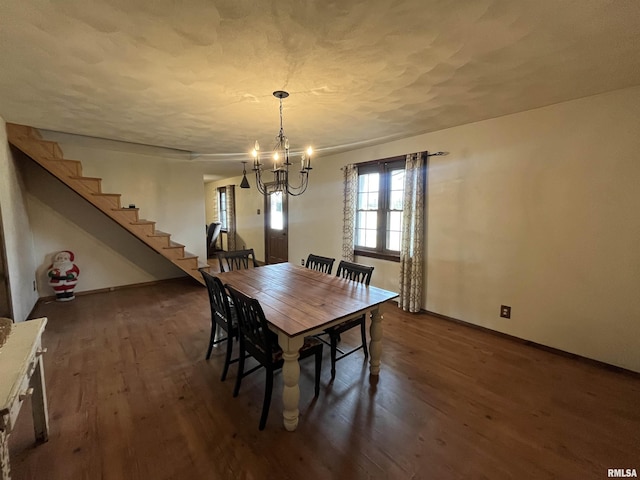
[215,262,399,431]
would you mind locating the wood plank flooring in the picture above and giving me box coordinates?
[8,278,640,479]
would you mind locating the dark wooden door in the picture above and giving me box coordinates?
[264,189,288,264]
[0,208,13,319]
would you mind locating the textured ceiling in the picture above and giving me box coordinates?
[1,0,640,177]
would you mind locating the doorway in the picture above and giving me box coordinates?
[264,189,288,264]
[0,207,13,319]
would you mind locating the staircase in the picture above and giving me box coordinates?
[6,123,208,285]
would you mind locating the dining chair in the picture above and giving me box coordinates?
[326,260,374,379]
[217,248,258,272]
[206,222,222,258]
[199,269,239,382]
[226,284,323,430]
[304,253,335,274]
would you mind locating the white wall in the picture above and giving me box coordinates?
[26,132,208,295]
[227,86,640,372]
[0,117,39,321]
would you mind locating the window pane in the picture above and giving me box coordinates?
[356,206,378,249]
[219,191,228,229]
[367,192,378,209]
[357,192,367,209]
[270,191,283,230]
[359,173,379,194]
[388,211,402,231]
[387,231,401,251]
[390,169,404,190]
[389,190,404,210]
[387,211,402,251]
[364,230,377,248]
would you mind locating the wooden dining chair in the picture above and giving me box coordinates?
[304,253,335,274]
[199,269,239,381]
[217,248,258,272]
[326,260,374,379]
[226,284,323,430]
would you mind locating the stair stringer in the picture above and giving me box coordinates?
[6,123,208,285]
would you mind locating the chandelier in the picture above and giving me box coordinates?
[250,91,313,196]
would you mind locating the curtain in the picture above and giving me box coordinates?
[341,164,358,261]
[225,185,237,251]
[399,152,426,312]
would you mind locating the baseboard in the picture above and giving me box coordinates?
[423,309,640,378]
[32,276,196,309]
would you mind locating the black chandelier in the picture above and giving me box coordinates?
[249,91,313,196]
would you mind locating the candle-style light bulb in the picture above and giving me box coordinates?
[254,141,260,152]
[305,146,313,169]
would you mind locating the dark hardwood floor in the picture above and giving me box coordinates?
[8,278,640,479]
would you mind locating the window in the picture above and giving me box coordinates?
[355,157,405,260]
[218,187,227,230]
[269,191,284,230]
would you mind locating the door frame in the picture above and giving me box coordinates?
[0,205,14,319]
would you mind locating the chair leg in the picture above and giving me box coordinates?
[360,318,369,358]
[221,332,233,381]
[206,324,216,360]
[259,368,274,430]
[233,348,245,398]
[314,348,322,397]
[330,333,338,380]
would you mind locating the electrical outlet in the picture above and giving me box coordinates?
[500,305,511,318]
[301,258,305,265]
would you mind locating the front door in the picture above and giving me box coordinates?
[264,189,288,264]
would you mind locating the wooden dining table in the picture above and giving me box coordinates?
[215,262,399,431]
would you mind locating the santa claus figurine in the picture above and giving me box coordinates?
[47,250,80,301]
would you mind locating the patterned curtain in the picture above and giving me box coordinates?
[399,152,426,312]
[225,185,237,251]
[341,164,358,261]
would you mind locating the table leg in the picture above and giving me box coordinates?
[0,428,10,480]
[30,356,49,443]
[369,307,383,375]
[278,333,304,432]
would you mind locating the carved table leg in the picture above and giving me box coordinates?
[30,356,49,443]
[369,307,384,376]
[0,428,10,480]
[278,333,304,432]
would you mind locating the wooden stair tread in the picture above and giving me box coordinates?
[7,122,206,287]
[69,175,102,181]
[163,241,185,249]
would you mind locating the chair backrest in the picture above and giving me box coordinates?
[335,260,374,286]
[305,254,335,274]
[206,222,222,253]
[226,285,276,365]
[200,269,234,331]
[217,248,258,272]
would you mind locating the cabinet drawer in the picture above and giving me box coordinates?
[6,355,37,433]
